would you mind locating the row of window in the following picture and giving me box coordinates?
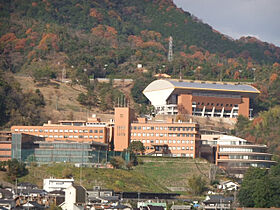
[131,126,196,131]
[14,128,103,133]
[35,135,103,139]
[145,146,194,151]
[132,139,194,144]
[131,133,196,137]
[219,147,267,153]
[194,102,238,107]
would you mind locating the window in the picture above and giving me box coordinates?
[59,129,63,132]
[143,126,146,130]
[177,140,181,144]
[69,130,73,133]
[169,140,172,143]
[173,140,176,143]
[143,133,146,137]
[156,140,159,143]
[54,129,58,132]
[142,140,146,143]
[147,140,150,143]
[190,146,193,150]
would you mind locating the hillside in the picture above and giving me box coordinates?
[15,157,212,193]
[1,0,280,139]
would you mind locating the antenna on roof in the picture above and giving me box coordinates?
[179,68,182,82]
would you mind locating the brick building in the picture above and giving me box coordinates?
[114,107,201,157]
[143,79,260,118]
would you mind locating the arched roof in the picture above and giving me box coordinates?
[143,79,260,94]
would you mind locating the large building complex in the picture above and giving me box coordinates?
[200,134,276,177]
[114,107,200,157]
[11,117,109,144]
[143,79,260,118]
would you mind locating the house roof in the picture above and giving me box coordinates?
[171,205,192,210]
[0,189,13,199]
[204,195,234,204]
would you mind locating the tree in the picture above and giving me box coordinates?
[109,156,125,169]
[238,165,280,208]
[128,141,145,154]
[187,175,206,195]
[7,159,28,181]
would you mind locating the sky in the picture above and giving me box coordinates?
[173,0,280,47]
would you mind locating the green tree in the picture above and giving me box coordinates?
[109,156,125,169]
[128,141,145,154]
[187,175,206,195]
[7,159,28,181]
[237,166,280,208]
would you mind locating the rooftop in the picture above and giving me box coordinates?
[144,79,260,94]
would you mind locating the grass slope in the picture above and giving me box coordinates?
[17,157,210,193]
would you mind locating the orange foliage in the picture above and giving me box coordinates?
[128,35,143,47]
[25,28,32,35]
[89,8,103,21]
[252,117,263,126]
[32,2,38,7]
[38,33,58,50]
[264,50,272,57]
[27,50,36,60]
[91,25,117,39]
[140,30,161,41]
[189,45,199,52]
[216,63,223,67]
[273,62,280,68]
[269,73,278,83]
[179,52,187,58]
[0,33,16,44]
[191,51,204,61]
[108,10,121,21]
[122,6,136,15]
[184,18,188,24]
[140,41,165,50]
[246,135,257,143]
[247,61,253,69]
[234,71,240,80]
[15,38,27,50]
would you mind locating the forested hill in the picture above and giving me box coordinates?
[1,0,280,76]
[1,0,280,132]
